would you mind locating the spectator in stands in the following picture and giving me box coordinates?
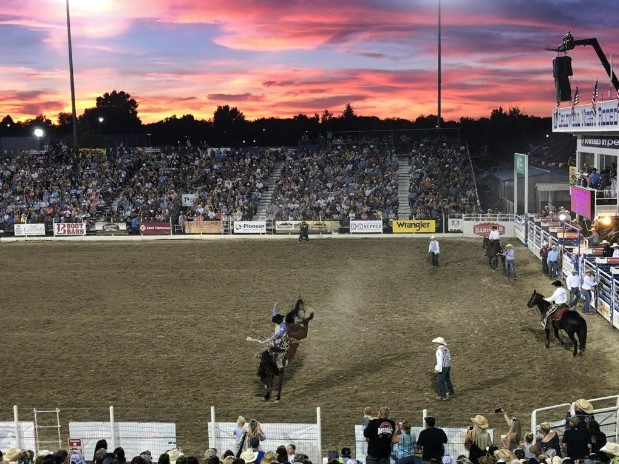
[114,449,126,464]
[566,269,581,308]
[537,422,562,457]
[364,405,397,464]
[204,450,217,462]
[417,416,448,464]
[586,228,600,247]
[394,420,417,464]
[588,169,601,189]
[581,269,597,315]
[499,411,521,451]
[259,451,278,464]
[465,415,491,464]
[242,437,264,464]
[588,421,608,463]
[562,417,590,460]
[612,244,619,257]
[539,243,550,275]
[157,454,170,464]
[574,398,595,424]
[601,240,612,258]
[93,440,108,463]
[340,448,352,464]
[363,406,374,428]
[233,417,246,449]
[520,433,536,460]
[243,419,266,451]
[275,446,287,464]
[599,443,619,464]
[547,246,560,279]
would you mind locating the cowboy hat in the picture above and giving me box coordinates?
[601,240,609,245]
[551,280,563,287]
[4,449,20,463]
[432,337,447,345]
[240,450,258,464]
[545,457,562,464]
[585,269,595,274]
[167,449,184,464]
[505,243,513,247]
[575,398,594,414]
[431,235,436,239]
[494,449,516,463]
[599,443,619,457]
[571,269,577,273]
[471,415,489,429]
[612,243,619,248]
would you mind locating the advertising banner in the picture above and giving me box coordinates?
[185,221,221,234]
[182,194,198,207]
[392,220,436,233]
[94,222,127,236]
[233,221,267,234]
[448,218,462,232]
[350,220,383,234]
[275,221,340,234]
[462,221,514,238]
[139,222,171,235]
[14,223,46,236]
[570,185,594,219]
[54,222,86,236]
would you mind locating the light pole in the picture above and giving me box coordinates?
[34,128,45,150]
[66,0,78,148]
[437,0,442,129]
[98,117,104,135]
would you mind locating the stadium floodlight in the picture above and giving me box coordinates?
[559,213,567,221]
[34,128,44,138]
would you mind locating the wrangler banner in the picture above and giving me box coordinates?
[392,220,436,233]
[184,221,221,234]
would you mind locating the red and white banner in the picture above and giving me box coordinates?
[54,222,86,236]
[462,221,514,238]
[233,221,266,234]
[14,224,46,236]
[350,220,383,234]
[139,222,171,235]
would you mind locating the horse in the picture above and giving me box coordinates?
[482,237,503,271]
[526,290,588,356]
[285,297,307,324]
[257,303,314,402]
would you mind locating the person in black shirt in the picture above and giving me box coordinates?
[363,405,398,464]
[562,416,590,460]
[417,416,448,464]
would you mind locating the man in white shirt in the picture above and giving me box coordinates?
[612,243,619,257]
[581,269,597,314]
[566,269,581,308]
[488,226,501,243]
[428,236,440,268]
[432,337,454,400]
[542,280,568,328]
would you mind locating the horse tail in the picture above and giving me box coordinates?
[578,316,588,352]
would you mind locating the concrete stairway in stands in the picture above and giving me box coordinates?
[253,161,284,220]
[397,155,411,220]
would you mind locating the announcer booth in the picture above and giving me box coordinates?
[552,96,619,330]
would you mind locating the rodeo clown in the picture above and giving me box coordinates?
[267,304,290,371]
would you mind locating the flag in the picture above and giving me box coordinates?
[592,79,598,115]
[572,86,579,116]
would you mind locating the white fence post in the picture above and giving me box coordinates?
[14,405,22,450]
[422,409,427,427]
[109,406,116,450]
[316,407,322,462]
[211,406,217,452]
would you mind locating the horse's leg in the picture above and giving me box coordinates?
[553,323,566,348]
[275,368,284,402]
[544,327,550,349]
[262,374,273,401]
[567,330,578,356]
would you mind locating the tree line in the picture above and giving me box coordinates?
[0,90,569,161]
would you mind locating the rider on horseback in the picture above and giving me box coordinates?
[542,280,568,329]
[268,306,289,371]
[488,225,501,244]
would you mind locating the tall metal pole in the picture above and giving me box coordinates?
[66,0,78,148]
[437,0,442,129]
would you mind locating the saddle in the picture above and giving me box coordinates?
[549,304,570,321]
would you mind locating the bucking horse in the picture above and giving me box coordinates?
[482,237,504,271]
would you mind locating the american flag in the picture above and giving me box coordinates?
[592,79,598,115]
[571,86,579,116]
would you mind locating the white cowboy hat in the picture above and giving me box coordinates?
[601,240,609,245]
[240,450,259,464]
[575,398,594,414]
[599,443,619,457]
[612,243,619,248]
[470,415,489,429]
[167,449,184,464]
[431,235,436,239]
[432,337,446,345]
[505,243,513,247]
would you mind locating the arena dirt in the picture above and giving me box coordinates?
[1,238,618,456]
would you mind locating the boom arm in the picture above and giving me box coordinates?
[547,32,619,91]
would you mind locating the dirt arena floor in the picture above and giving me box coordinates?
[1,237,618,456]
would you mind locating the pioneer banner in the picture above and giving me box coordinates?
[14,224,46,236]
[392,220,436,233]
[233,221,267,234]
[462,220,514,238]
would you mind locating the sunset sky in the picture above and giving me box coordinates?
[1,0,617,124]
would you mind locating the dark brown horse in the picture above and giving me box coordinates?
[257,300,314,401]
[527,290,587,356]
[482,237,504,270]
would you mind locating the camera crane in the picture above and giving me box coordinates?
[546,31,619,92]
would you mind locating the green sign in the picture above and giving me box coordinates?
[515,153,527,175]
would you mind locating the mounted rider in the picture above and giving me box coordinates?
[268,305,290,371]
[488,225,501,244]
[542,280,569,328]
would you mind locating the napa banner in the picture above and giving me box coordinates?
[392,220,436,233]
